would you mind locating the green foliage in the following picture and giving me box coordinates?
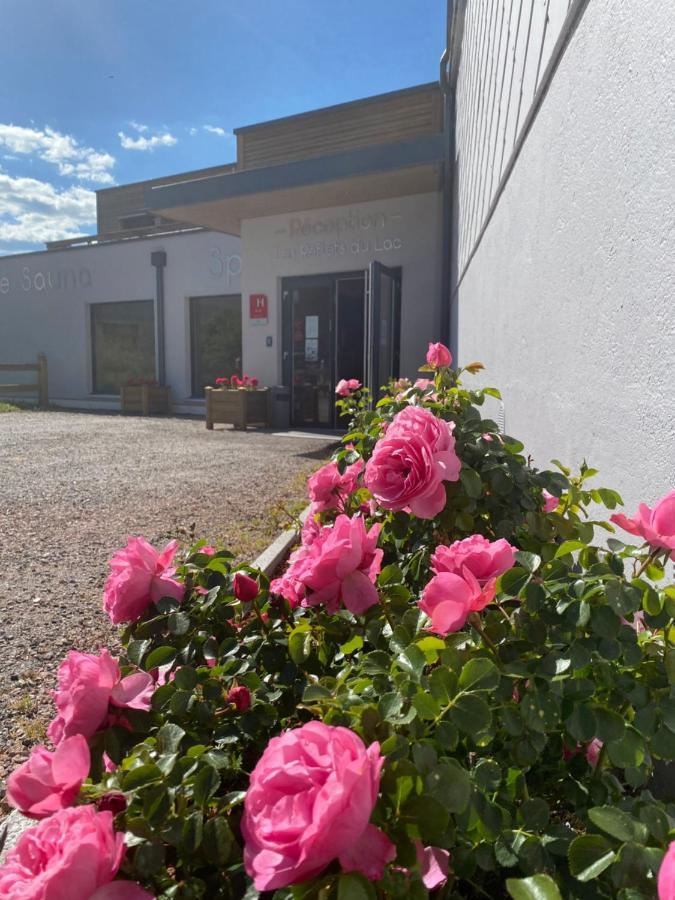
[81,365,673,899]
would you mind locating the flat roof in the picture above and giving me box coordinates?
[234,82,440,134]
[146,135,443,235]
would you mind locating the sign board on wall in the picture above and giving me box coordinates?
[249,294,268,324]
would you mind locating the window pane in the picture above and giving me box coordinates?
[91,300,155,394]
[190,295,242,397]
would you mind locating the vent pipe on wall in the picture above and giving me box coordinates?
[151,250,167,386]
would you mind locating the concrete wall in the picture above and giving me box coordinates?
[240,192,443,388]
[0,230,241,411]
[453,0,675,512]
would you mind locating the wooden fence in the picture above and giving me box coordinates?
[0,354,48,406]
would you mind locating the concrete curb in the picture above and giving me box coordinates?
[252,504,310,576]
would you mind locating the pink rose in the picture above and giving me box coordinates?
[416,842,450,890]
[658,841,675,900]
[6,735,90,818]
[611,490,675,558]
[227,685,251,712]
[272,515,383,615]
[419,569,495,635]
[47,649,154,745]
[585,738,603,768]
[307,457,363,511]
[0,805,153,899]
[233,572,259,603]
[199,545,216,556]
[365,407,461,519]
[431,534,516,585]
[542,489,559,513]
[335,378,361,397]
[301,504,323,547]
[426,342,452,368]
[103,537,184,625]
[241,722,390,890]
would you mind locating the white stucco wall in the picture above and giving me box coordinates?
[0,230,241,411]
[240,192,443,388]
[453,0,675,512]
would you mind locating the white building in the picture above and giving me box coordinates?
[0,1,672,512]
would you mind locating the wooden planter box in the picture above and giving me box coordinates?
[205,387,269,430]
[120,384,171,416]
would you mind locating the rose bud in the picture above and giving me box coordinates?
[227,685,251,713]
[233,572,259,602]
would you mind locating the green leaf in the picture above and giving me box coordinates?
[192,764,221,807]
[426,759,471,813]
[302,683,333,702]
[398,645,427,680]
[288,628,312,665]
[145,646,177,669]
[506,874,563,900]
[566,704,597,743]
[202,816,233,865]
[339,634,364,655]
[450,694,491,734]
[607,728,645,769]
[500,566,532,596]
[122,764,163,791]
[174,666,198,691]
[156,723,186,755]
[412,691,441,720]
[460,467,483,499]
[337,872,377,900]
[554,540,587,558]
[588,806,648,843]
[459,657,500,692]
[515,551,542,573]
[568,834,616,882]
[378,692,403,721]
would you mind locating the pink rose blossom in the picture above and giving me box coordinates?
[419,569,495,635]
[103,537,184,625]
[542,489,559,513]
[611,490,675,558]
[47,649,154,745]
[426,342,452,368]
[307,457,363,511]
[233,572,259,603]
[416,842,450,890]
[272,515,382,615]
[0,805,153,899]
[6,735,90,818]
[658,841,675,900]
[335,378,361,397]
[301,504,323,547]
[585,738,603,768]
[431,534,516,585]
[227,685,251,712]
[241,722,389,890]
[199,545,216,556]
[365,406,461,519]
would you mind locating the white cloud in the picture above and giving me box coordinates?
[203,125,229,137]
[118,129,177,151]
[0,124,115,185]
[128,120,149,133]
[188,127,198,136]
[0,172,96,247]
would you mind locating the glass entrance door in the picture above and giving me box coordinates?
[367,261,402,396]
[282,268,400,428]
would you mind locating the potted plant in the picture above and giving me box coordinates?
[205,374,269,430]
[120,377,171,416]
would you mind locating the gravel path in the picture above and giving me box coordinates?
[0,410,333,787]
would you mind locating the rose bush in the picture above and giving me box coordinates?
[2,348,674,899]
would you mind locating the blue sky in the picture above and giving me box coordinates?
[0,0,445,255]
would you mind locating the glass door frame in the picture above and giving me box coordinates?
[366,261,402,397]
[281,267,401,428]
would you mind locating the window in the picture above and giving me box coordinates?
[190,295,242,397]
[91,300,156,394]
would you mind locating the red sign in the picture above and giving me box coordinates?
[249,294,268,320]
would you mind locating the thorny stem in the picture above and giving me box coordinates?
[634,547,661,580]
[469,613,502,663]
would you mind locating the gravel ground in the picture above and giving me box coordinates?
[0,410,333,789]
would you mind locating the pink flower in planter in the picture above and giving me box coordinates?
[426,341,452,368]
[103,537,184,625]
[335,378,361,397]
[419,569,495,635]
[0,805,153,899]
[365,406,461,519]
[611,490,675,558]
[6,735,90,818]
[658,841,675,900]
[215,377,229,386]
[241,722,391,891]
[233,571,259,603]
[47,649,154,745]
[251,376,259,388]
[431,534,516,585]
[307,457,364,511]
[542,489,559,513]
